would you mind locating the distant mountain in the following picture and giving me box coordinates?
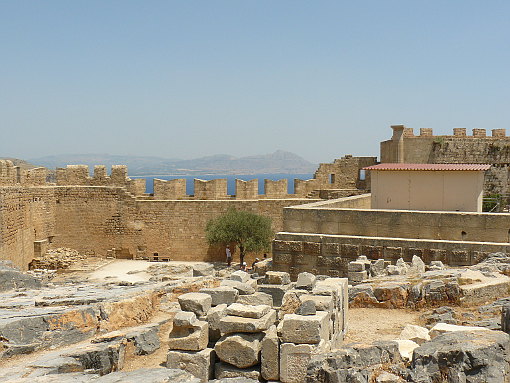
[28,151,317,175]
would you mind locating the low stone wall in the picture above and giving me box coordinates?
[272,232,510,279]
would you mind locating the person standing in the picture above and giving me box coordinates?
[225,245,232,267]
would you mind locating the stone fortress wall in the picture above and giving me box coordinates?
[272,126,510,279]
[381,125,510,195]
[0,156,372,270]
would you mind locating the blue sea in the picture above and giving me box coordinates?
[131,173,314,195]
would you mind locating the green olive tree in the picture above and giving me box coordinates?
[205,208,273,266]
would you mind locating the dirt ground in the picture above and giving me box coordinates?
[344,308,423,343]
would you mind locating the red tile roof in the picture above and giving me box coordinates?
[363,163,491,171]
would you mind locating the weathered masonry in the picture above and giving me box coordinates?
[1,156,372,270]
[272,195,510,279]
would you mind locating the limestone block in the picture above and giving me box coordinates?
[348,270,368,282]
[192,263,214,277]
[300,295,334,312]
[236,292,273,307]
[166,348,214,382]
[429,261,445,271]
[296,300,316,316]
[220,280,255,295]
[173,311,197,328]
[230,270,250,283]
[313,278,349,336]
[398,324,430,345]
[348,261,365,272]
[429,323,490,339]
[226,303,271,319]
[265,271,291,285]
[207,304,227,342]
[370,259,386,277]
[214,332,264,368]
[200,287,239,306]
[219,309,276,335]
[280,312,330,344]
[245,278,258,290]
[279,291,303,319]
[295,272,316,291]
[253,258,272,276]
[280,341,329,383]
[258,284,292,306]
[214,362,260,380]
[178,293,212,316]
[410,255,426,274]
[168,321,208,351]
[394,339,419,361]
[261,325,279,381]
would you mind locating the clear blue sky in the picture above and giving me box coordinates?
[1,1,509,163]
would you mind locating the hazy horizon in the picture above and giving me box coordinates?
[1,1,509,163]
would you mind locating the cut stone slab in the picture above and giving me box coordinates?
[221,280,256,295]
[215,332,264,368]
[398,324,430,345]
[261,325,279,381]
[280,341,329,383]
[265,271,291,285]
[280,311,330,344]
[295,272,316,290]
[230,270,250,283]
[200,287,239,307]
[299,295,333,312]
[167,348,215,382]
[168,321,209,351]
[258,284,292,307]
[219,309,276,335]
[214,362,260,381]
[173,311,197,328]
[226,303,271,319]
[348,261,366,272]
[296,300,316,316]
[178,293,212,317]
[207,304,228,342]
[348,270,368,282]
[236,292,273,307]
[193,263,215,277]
[429,322,490,338]
[394,339,419,360]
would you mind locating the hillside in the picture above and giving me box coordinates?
[28,150,317,175]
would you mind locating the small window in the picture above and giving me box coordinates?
[461,231,467,240]
[359,169,366,181]
[329,174,335,184]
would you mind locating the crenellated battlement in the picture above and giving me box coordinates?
[55,164,145,196]
[3,157,374,200]
[390,125,508,138]
[0,160,48,186]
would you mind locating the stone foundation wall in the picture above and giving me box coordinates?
[272,232,510,279]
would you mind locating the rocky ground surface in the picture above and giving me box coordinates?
[0,252,510,382]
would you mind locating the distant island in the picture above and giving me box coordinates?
[25,150,317,176]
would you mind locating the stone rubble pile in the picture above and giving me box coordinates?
[166,269,348,382]
[307,323,510,382]
[28,247,86,270]
[348,255,432,284]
